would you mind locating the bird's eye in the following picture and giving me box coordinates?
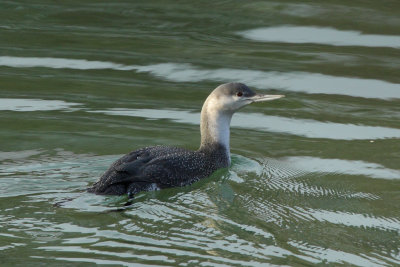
[237,92,243,97]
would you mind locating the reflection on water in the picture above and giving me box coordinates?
[1,0,400,265]
[288,240,392,266]
[2,56,400,99]
[238,26,400,48]
[0,56,136,70]
[304,208,400,232]
[0,98,81,112]
[0,149,106,198]
[255,157,379,200]
[1,148,399,266]
[283,156,400,180]
[90,108,400,140]
[134,63,400,100]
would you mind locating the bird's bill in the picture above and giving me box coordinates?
[249,94,285,102]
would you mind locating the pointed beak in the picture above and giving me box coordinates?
[249,94,285,103]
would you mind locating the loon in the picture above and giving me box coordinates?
[88,83,284,197]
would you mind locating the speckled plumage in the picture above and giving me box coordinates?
[88,83,284,196]
[87,144,229,196]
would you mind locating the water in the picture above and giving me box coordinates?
[1,0,399,266]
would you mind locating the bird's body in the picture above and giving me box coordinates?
[88,83,284,196]
[88,144,229,196]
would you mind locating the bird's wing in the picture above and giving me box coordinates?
[139,152,210,187]
[113,149,209,186]
[88,146,197,194]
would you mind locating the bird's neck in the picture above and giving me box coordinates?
[199,97,233,164]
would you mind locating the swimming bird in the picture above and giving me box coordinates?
[88,83,284,197]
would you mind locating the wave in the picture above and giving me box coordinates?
[238,26,400,48]
[89,108,400,140]
[2,56,399,99]
[0,98,81,112]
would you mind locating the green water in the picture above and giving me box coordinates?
[1,0,400,266]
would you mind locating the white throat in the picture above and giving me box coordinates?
[200,96,233,163]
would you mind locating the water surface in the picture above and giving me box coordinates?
[1,0,400,266]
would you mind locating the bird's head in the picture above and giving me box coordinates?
[208,82,284,112]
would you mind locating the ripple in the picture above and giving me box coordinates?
[2,148,397,266]
[288,240,393,266]
[0,98,81,112]
[238,26,400,48]
[0,150,43,161]
[2,56,399,99]
[230,157,380,213]
[304,209,400,232]
[0,56,137,70]
[283,156,400,180]
[134,63,400,100]
[0,149,112,198]
[37,257,150,267]
[38,246,175,262]
[257,157,382,200]
[248,196,399,233]
[0,242,25,251]
[89,108,400,140]
[22,206,300,265]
